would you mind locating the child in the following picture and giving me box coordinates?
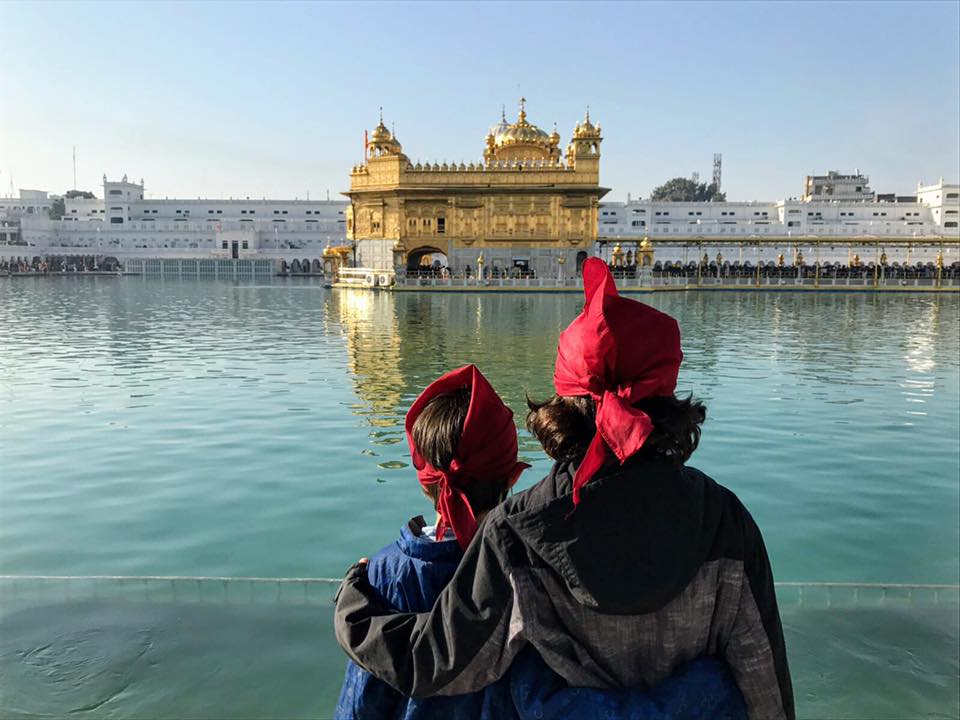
[335,364,526,719]
[335,364,746,720]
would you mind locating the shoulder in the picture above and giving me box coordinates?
[684,465,766,560]
[499,461,574,517]
[367,520,463,613]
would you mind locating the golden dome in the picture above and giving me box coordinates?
[367,108,405,158]
[370,118,391,143]
[490,98,552,149]
[573,108,601,138]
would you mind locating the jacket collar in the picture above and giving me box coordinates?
[397,515,464,563]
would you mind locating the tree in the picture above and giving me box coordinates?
[48,198,65,220]
[65,190,96,199]
[650,177,726,202]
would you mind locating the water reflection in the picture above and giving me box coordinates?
[328,291,405,428]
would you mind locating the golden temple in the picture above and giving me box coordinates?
[344,100,608,277]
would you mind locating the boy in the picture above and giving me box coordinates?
[335,364,525,719]
[335,364,746,720]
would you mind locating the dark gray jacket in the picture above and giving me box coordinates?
[335,458,794,720]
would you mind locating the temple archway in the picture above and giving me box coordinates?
[406,246,447,272]
[576,251,589,275]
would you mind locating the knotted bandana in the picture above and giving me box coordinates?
[554,258,683,505]
[405,365,529,550]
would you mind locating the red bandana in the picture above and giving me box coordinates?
[405,365,529,550]
[554,258,683,505]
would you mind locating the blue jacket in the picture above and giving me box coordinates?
[335,517,746,720]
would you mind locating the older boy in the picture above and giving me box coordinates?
[335,364,746,720]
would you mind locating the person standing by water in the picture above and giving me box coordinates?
[335,259,793,719]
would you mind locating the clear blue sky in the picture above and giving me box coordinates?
[1,0,958,202]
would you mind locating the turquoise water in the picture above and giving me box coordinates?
[1,278,958,718]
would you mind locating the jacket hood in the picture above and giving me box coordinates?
[504,458,723,614]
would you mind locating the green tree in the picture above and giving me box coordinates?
[48,198,65,220]
[650,177,726,202]
[65,190,96,199]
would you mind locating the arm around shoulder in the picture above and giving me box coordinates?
[335,518,523,698]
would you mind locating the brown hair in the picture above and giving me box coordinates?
[525,393,706,466]
[412,388,511,515]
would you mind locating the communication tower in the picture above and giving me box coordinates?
[691,171,700,184]
[712,153,722,192]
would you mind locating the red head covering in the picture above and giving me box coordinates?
[554,258,683,505]
[405,365,529,550]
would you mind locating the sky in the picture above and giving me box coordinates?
[1,0,958,203]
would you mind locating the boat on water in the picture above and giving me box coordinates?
[332,267,396,290]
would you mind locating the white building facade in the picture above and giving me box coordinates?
[4,176,348,266]
[597,179,959,266]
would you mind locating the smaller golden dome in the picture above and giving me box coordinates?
[574,108,600,138]
[370,120,391,143]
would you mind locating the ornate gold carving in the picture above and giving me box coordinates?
[346,106,606,254]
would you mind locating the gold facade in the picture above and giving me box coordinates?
[345,101,608,271]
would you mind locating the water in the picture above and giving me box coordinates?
[1,277,958,718]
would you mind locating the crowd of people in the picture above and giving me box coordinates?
[612,258,959,282]
[404,264,538,281]
[1,255,121,274]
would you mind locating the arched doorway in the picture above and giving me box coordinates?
[406,246,447,275]
[576,251,589,275]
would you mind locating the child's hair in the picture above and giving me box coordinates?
[525,393,706,466]
[412,388,510,515]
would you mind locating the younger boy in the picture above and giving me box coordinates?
[335,364,526,719]
[335,364,746,720]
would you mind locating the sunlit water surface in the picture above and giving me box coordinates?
[1,278,958,718]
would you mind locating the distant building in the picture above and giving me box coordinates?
[7,175,347,266]
[597,176,959,267]
[916,179,960,229]
[0,189,56,219]
[803,170,874,202]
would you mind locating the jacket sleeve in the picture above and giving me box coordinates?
[723,511,795,720]
[334,659,402,720]
[334,516,524,698]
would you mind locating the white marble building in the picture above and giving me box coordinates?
[597,179,959,266]
[4,176,348,266]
